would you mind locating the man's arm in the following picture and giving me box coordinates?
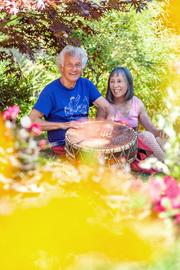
[93,96,115,121]
[29,109,82,130]
[96,107,106,120]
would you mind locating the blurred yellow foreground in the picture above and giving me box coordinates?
[0,116,174,270]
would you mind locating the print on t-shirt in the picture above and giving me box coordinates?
[64,95,89,119]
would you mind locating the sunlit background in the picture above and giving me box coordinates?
[0,0,180,269]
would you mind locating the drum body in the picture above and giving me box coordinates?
[65,121,138,165]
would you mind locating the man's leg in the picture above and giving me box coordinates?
[52,146,66,156]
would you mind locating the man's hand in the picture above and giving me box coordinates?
[93,96,116,121]
[100,122,114,137]
[64,121,85,130]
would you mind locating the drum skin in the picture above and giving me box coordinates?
[65,121,138,165]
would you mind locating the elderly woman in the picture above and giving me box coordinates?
[97,66,167,173]
[30,45,114,155]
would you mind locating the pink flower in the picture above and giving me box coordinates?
[38,139,47,150]
[163,176,180,199]
[151,176,180,221]
[148,178,165,202]
[172,198,180,209]
[3,105,20,120]
[28,123,42,136]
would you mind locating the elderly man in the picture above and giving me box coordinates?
[30,45,114,155]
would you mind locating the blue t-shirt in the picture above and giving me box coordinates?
[33,77,101,146]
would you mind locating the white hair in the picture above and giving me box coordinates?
[56,45,88,69]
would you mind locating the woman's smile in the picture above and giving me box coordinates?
[109,73,128,99]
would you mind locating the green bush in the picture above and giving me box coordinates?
[0,1,178,120]
[0,49,58,116]
[72,1,177,120]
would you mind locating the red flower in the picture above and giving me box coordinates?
[174,214,180,224]
[153,199,166,213]
[28,123,42,136]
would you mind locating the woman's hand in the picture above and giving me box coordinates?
[156,129,168,140]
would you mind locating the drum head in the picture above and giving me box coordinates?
[65,121,137,153]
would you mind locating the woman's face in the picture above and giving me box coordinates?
[109,73,128,100]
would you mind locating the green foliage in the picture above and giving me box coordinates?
[72,2,177,120]
[0,0,151,63]
[0,1,178,120]
[159,95,180,180]
[146,244,180,270]
[0,49,58,115]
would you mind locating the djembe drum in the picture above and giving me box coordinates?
[65,121,138,165]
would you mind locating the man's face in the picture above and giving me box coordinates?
[60,54,83,84]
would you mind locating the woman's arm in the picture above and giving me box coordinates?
[138,100,166,138]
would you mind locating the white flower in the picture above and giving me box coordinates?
[161,197,172,209]
[167,87,175,101]
[158,115,165,129]
[165,126,176,137]
[28,139,37,149]
[20,116,31,128]
[140,157,159,170]
[19,129,29,139]
[139,160,152,170]
[5,121,13,128]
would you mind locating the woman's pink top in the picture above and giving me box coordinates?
[114,96,141,128]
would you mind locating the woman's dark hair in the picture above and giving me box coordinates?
[106,67,134,103]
